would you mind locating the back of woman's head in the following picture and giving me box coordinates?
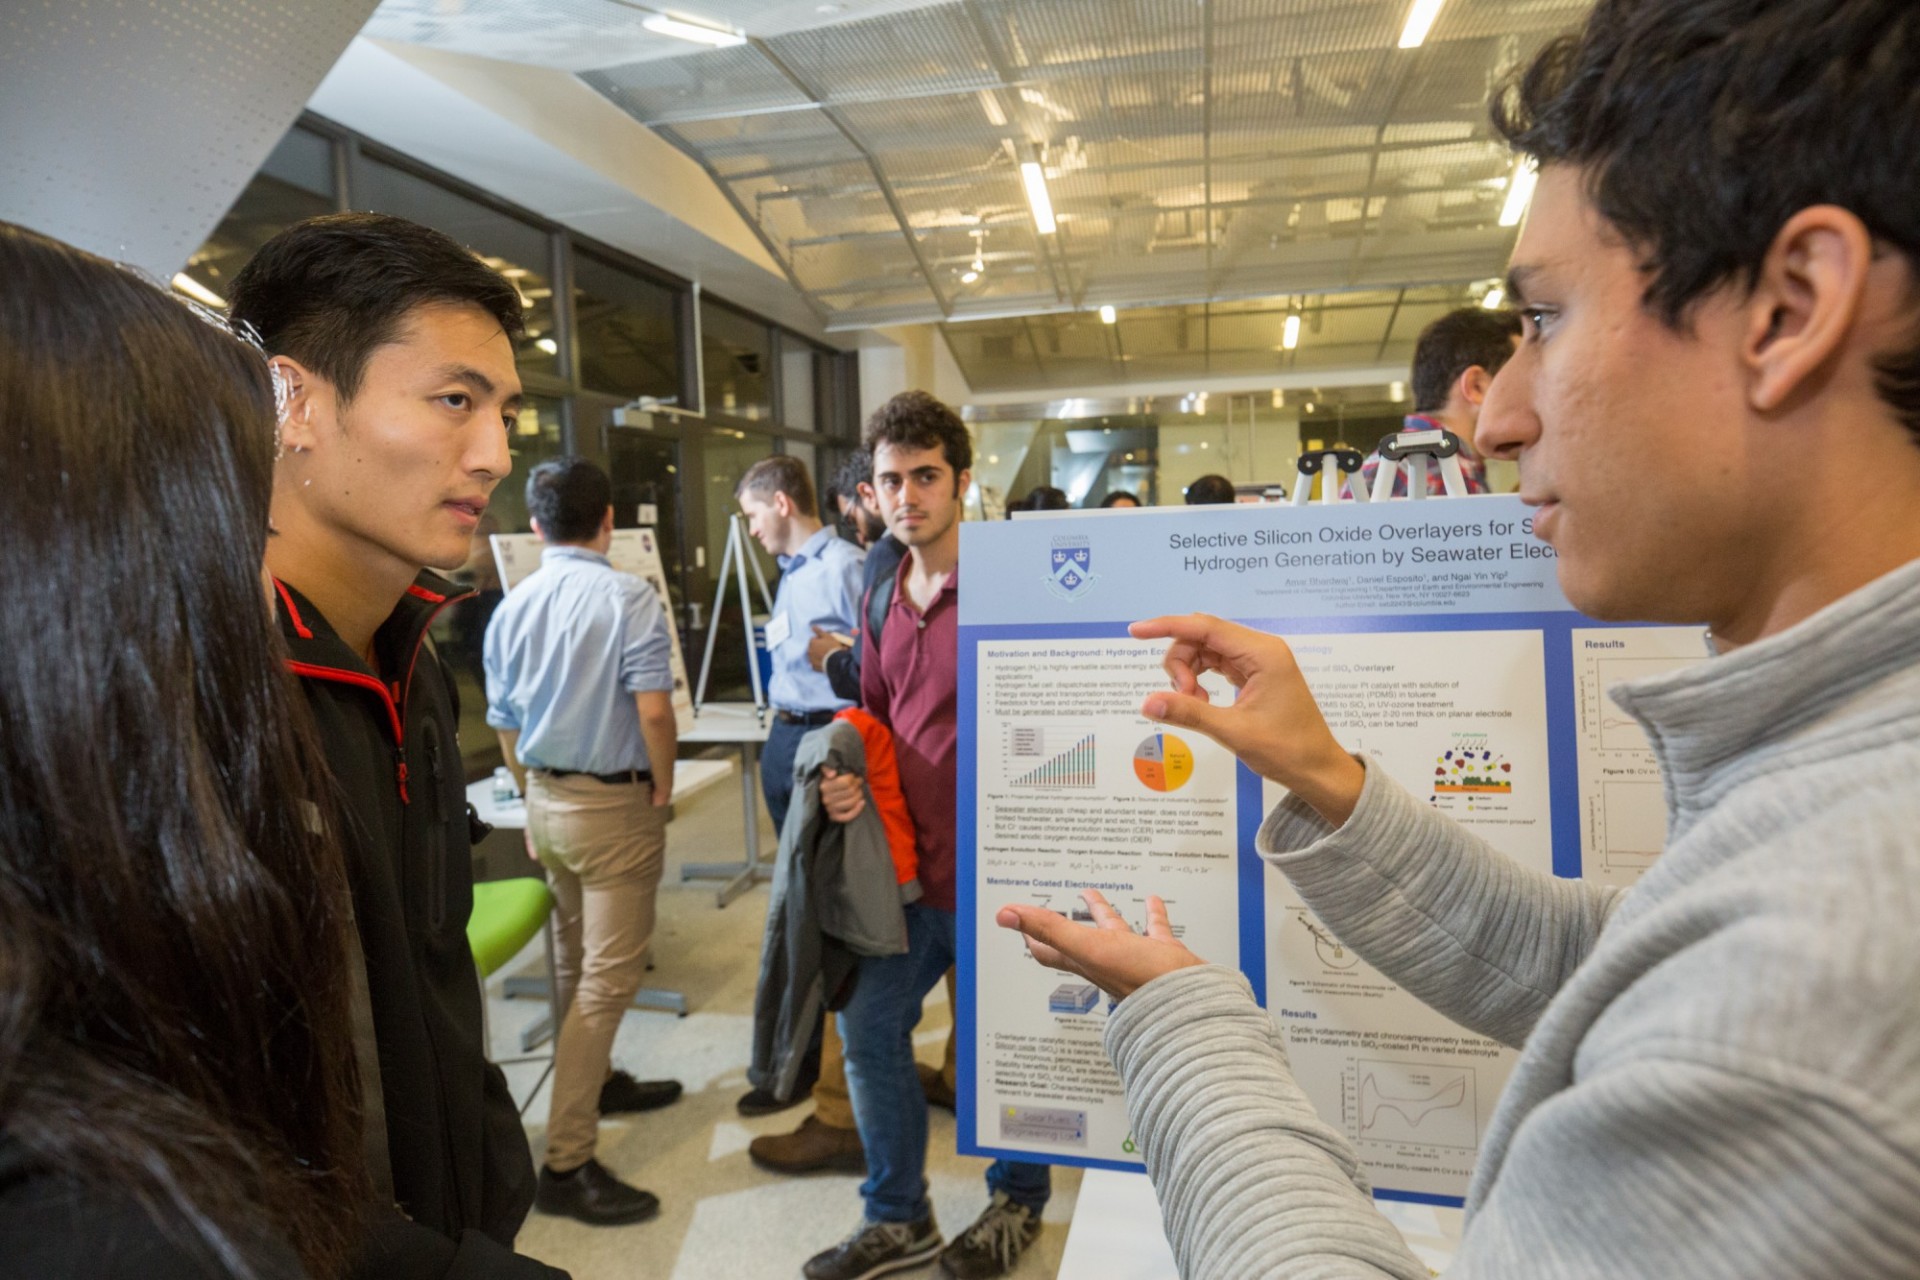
[0,222,366,1276]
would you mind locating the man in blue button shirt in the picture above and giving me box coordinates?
[735,456,866,832]
[483,457,681,1228]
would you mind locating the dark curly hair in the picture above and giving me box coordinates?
[1491,0,1920,440]
[862,390,972,476]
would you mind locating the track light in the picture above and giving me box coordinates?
[1099,305,1116,324]
[1499,159,1538,228]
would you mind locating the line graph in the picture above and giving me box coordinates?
[1348,1060,1478,1150]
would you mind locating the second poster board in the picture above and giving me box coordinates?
[491,528,695,735]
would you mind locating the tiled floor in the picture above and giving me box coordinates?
[485,760,1082,1280]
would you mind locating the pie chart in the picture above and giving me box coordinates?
[1133,733,1195,792]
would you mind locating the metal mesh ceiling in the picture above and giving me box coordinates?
[365,0,1592,383]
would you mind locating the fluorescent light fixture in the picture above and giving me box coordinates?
[171,273,225,309]
[642,11,746,47]
[1398,0,1448,48]
[1499,159,1538,227]
[961,270,980,284]
[1020,161,1057,234]
[1282,313,1302,350]
[978,90,1007,127]
[536,337,559,355]
[1481,286,1506,310]
[1270,388,1285,409]
[1390,380,1408,402]
[1099,304,1116,324]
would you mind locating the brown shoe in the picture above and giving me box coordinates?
[918,1062,957,1113]
[749,1114,866,1175]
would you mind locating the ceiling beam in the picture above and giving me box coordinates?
[748,36,952,318]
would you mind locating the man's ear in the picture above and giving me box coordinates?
[530,516,546,541]
[1745,205,1875,415]
[601,506,616,536]
[1457,365,1494,410]
[856,480,878,508]
[271,356,326,453]
[954,467,973,499]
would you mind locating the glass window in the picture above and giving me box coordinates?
[433,393,565,777]
[354,157,559,378]
[779,338,817,433]
[702,300,772,423]
[574,249,682,402]
[180,127,335,306]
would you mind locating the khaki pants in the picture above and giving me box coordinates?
[527,770,668,1172]
[814,966,958,1130]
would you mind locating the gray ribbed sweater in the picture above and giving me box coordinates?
[1107,558,1920,1278]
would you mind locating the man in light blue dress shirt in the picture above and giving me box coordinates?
[484,457,682,1229]
[736,456,866,832]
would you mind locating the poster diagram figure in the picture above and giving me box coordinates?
[1346,1060,1479,1151]
[1299,916,1360,970]
[1133,732,1195,792]
[1573,629,1707,879]
[1007,725,1097,789]
[1048,983,1101,1015]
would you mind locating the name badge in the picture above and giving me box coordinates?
[763,611,793,650]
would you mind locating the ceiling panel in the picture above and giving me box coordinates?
[368,0,1596,373]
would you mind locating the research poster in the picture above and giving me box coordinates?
[491,528,695,734]
[956,495,1706,1205]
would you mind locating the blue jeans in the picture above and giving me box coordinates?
[760,717,809,833]
[838,903,1051,1223]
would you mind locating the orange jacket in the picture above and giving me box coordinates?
[834,707,918,888]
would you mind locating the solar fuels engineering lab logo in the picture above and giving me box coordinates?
[1045,535,1097,600]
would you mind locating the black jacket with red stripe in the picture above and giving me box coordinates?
[275,572,561,1279]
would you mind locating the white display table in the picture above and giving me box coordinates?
[1059,1168,1463,1278]
[677,700,776,907]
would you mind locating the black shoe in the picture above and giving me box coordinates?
[534,1159,660,1226]
[803,1214,942,1280]
[736,1075,815,1117]
[936,1193,1041,1279]
[600,1070,682,1114]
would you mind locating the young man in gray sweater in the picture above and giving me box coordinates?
[999,1,1920,1275]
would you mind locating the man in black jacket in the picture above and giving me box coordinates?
[230,213,565,1279]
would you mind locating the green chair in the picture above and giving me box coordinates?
[468,876,558,1114]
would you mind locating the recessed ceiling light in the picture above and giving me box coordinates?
[642,11,746,48]
[1482,286,1506,310]
[1282,313,1302,350]
[961,270,980,284]
[1099,305,1116,324]
[1020,161,1057,235]
[171,273,225,309]
[1500,159,1538,227]
[1398,0,1448,49]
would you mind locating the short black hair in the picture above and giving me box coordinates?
[830,449,872,501]
[527,457,611,543]
[736,455,817,514]
[227,212,526,402]
[863,390,973,476]
[1184,474,1237,505]
[1411,308,1523,413]
[1492,0,1920,440]
[1099,490,1141,508]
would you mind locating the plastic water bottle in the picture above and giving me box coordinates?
[492,766,516,803]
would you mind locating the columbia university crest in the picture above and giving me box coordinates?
[1046,536,1097,599]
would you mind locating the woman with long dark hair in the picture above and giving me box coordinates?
[0,222,370,1276]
